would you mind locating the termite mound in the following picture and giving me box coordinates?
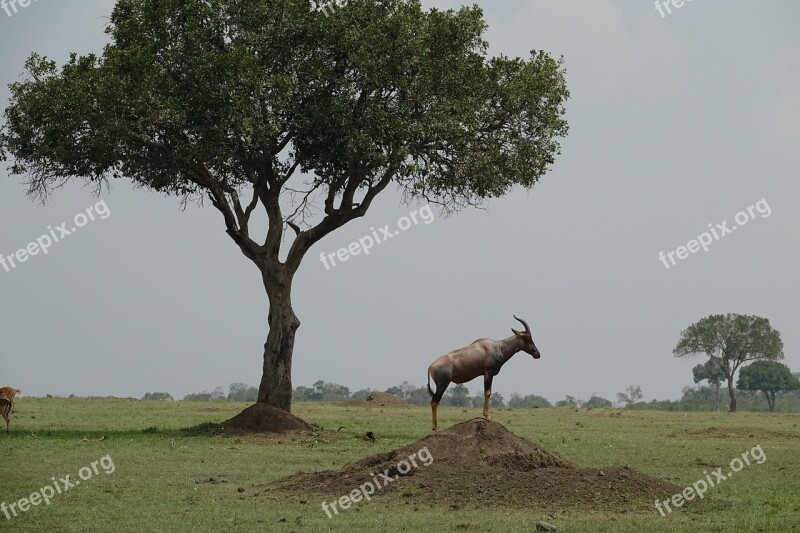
[274,418,705,513]
[338,391,411,408]
[217,403,313,435]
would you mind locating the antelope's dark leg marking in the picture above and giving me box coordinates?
[483,373,494,421]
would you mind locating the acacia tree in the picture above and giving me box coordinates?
[0,0,569,412]
[737,361,799,412]
[692,359,726,411]
[674,314,784,412]
[616,384,642,407]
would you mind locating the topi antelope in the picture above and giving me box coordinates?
[0,387,21,434]
[427,316,540,431]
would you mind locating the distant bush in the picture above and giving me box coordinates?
[183,392,213,402]
[508,394,552,408]
[584,396,613,408]
[227,383,258,402]
[350,388,372,401]
[142,392,174,401]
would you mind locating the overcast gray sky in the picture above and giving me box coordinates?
[1,0,798,404]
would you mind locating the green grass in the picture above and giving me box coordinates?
[2,398,799,532]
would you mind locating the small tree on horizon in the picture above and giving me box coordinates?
[737,361,799,412]
[585,395,612,408]
[555,394,579,408]
[616,385,642,407]
[674,314,784,412]
[142,392,173,401]
[692,360,726,411]
[441,384,471,407]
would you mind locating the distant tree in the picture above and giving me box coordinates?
[470,394,483,408]
[142,392,173,401]
[210,386,227,401]
[406,386,432,406]
[616,385,643,407]
[351,388,372,401]
[585,395,612,408]
[674,314,784,412]
[385,386,404,400]
[509,393,551,408]
[292,386,316,402]
[442,384,471,407]
[399,382,417,401]
[227,383,249,402]
[489,392,505,408]
[385,381,416,402]
[692,360,726,411]
[312,380,350,401]
[183,392,212,402]
[245,386,258,402]
[556,394,579,408]
[291,381,351,401]
[225,383,258,402]
[737,361,800,412]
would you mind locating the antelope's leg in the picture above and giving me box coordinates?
[483,374,493,421]
[430,381,448,431]
[1,404,8,434]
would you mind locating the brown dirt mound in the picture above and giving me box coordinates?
[218,404,313,434]
[339,391,410,408]
[274,419,688,512]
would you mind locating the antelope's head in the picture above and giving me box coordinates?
[511,315,540,359]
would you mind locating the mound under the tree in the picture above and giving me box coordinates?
[276,418,693,512]
[218,404,313,434]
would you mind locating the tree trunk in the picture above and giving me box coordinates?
[257,268,300,411]
[726,373,737,413]
[767,391,775,412]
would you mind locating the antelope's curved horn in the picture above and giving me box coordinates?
[513,315,531,335]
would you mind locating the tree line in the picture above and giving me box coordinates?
[142,368,800,413]
[143,312,799,413]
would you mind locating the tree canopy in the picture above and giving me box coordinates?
[0,0,569,412]
[674,314,783,412]
[737,361,799,412]
[692,359,726,410]
[616,385,642,407]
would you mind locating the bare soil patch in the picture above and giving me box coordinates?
[274,418,689,512]
[669,426,799,440]
[339,391,410,408]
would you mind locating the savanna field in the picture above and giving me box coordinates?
[2,398,799,532]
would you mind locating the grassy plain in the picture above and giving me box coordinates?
[2,398,799,532]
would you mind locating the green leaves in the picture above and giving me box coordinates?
[674,313,784,365]
[738,361,800,394]
[2,0,568,211]
[675,314,784,412]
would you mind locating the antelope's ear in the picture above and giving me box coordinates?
[511,328,521,336]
